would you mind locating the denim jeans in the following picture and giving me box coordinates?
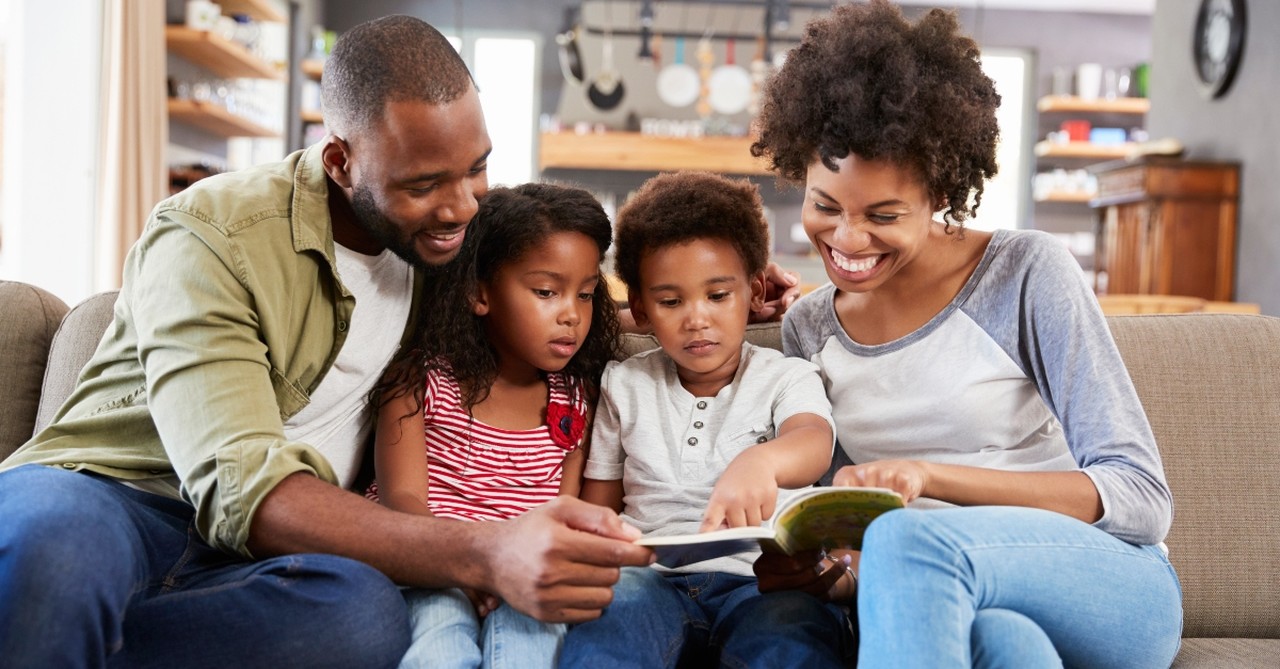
[857,506,1183,668]
[0,464,410,668]
[559,567,854,669]
[400,587,565,669]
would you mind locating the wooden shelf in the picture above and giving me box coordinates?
[166,26,282,80]
[300,109,324,124]
[1035,190,1096,203]
[301,59,324,81]
[1035,141,1133,159]
[168,99,278,137]
[1037,96,1149,114]
[539,132,770,175]
[213,0,286,23]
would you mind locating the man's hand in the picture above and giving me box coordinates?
[461,587,500,618]
[751,262,801,322]
[480,496,653,623]
[834,460,929,503]
[700,449,779,531]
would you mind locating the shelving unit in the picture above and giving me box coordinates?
[301,59,324,81]
[168,99,278,138]
[1037,96,1150,114]
[539,131,770,175]
[1035,141,1133,159]
[213,0,286,23]
[165,26,282,81]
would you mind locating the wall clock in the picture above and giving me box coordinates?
[1193,0,1247,99]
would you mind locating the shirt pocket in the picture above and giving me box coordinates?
[269,367,310,421]
[711,422,776,470]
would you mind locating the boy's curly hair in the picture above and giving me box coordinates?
[375,183,619,414]
[750,0,1000,229]
[614,172,770,296]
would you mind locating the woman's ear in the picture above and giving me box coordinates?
[321,135,354,189]
[749,271,767,312]
[471,284,490,317]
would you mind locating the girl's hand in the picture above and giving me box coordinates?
[461,587,500,618]
[751,263,801,322]
[700,450,778,531]
[754,549,852,601]
[834,460,929,503]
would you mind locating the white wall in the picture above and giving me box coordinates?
[0,0,102,305]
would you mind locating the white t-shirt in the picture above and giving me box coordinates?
[283,244,413,488]
[584,343,835,576]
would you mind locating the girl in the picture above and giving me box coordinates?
[749,2,1182,667]
[368,182,619,669]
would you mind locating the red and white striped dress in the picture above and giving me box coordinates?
[369,367,586,522]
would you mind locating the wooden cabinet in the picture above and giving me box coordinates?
[539,132,770,175]
[1090,157,1239,301]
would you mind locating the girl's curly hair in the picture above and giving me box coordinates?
[374,182,619,415]
[751,0,1000,230]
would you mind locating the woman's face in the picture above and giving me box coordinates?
[803,154,938,294]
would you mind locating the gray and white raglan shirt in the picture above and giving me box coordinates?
[782,229,1172,546]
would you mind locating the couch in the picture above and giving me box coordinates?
[3,278,1278,667]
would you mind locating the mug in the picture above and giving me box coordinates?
[1076,63,1102,101]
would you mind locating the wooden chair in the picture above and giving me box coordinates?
[1096,294,1206,315]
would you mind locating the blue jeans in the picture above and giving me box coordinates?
[560,567,854,668]
[0,464,410,668]
[857,507,1183,668]
[400,587,565,668]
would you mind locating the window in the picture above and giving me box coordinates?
[969,49,1033,231]
[451,33,539,187]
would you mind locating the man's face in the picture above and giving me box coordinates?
[342,88,492,267]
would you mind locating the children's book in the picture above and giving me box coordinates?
[636,486,905,569]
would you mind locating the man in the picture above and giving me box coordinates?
[0,16,651,667]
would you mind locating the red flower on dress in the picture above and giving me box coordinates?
[546,402,586,450]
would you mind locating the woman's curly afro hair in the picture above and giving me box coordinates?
[751,0,1000,228]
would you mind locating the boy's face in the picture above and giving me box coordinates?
[630,238,766,396]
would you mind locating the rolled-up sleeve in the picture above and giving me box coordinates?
[127,214,337,557]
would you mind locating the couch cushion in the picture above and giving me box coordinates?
[34,291,119,434]
[1108,314,1280,639]
[1172,638,1280,668]
[0,281,69,459]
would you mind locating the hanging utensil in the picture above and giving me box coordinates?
[708,36,752,115]
[637,0,655,61]
[587,2,625,111]
[657,35,699,108]
[748,35,769,116]
[695,33,715,119]
[555,6,585,85]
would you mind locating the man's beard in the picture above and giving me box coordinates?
[350,183,428,269]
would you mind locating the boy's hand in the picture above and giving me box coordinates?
[754,549,853,601]
[701,449,779,531]
[834,460,928,503]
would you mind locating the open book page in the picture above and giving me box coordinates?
[636,486,904,568]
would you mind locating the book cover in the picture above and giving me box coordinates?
[636,486,905,568]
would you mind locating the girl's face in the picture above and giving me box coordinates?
[473,231,601,379]
[803,154,938,294]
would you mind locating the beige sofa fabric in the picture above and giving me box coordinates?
[33,291,119,434]
[1109,314,1280,642]
[0,281,68,459]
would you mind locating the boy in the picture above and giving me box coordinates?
[560,172,853,668]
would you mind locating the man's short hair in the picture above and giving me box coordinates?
[321,15,475,136]
[614,172,770,295]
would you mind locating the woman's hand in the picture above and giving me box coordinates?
[835,460,930,503]
[754,549,855,602]
[751,262,802,322]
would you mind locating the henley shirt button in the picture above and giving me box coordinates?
[687,437,699,446]
[696,401,707,410]
[757,436,768,443]
[337,321,348,332]
[61,462,77,469]
[693,421,704,429]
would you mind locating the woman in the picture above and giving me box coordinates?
[749,2,1182,667]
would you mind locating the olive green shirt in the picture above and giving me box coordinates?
[3,144,423,558]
